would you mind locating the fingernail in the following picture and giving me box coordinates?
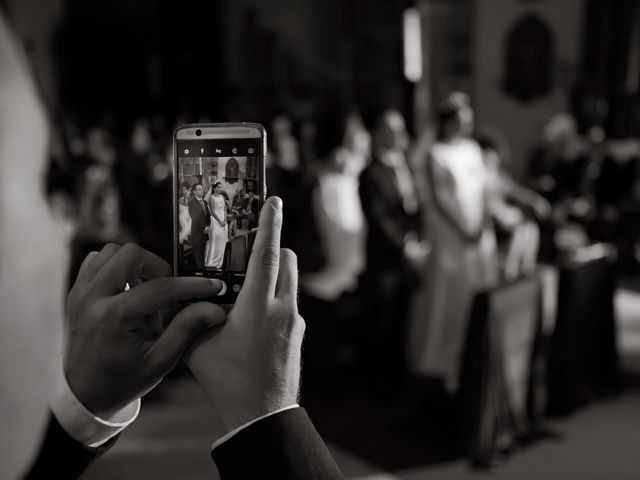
[272,196,282,211]
[211,279,227,296]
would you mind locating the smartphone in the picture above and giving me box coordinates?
[173,123,266,303]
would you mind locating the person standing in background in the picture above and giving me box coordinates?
[477,131,549,281]
[359,109,429,396]
[408,92,497,392]
[245,189,260,230]
[267,115,325,274]
[230,185,247,234]
[303,113,370,300]
[300,112,371,388]
[178,187,192,245]
[188,183,211,270]
[206,181,228,269]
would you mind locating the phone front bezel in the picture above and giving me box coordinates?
[172,123,267,301]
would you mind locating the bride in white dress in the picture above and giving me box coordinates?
[178,190,192,244]
[205,181,228,269]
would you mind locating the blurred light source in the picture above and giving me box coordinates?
[403,8,423,83]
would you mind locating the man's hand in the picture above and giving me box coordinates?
[185,196,305,434]
[65,243,226,417]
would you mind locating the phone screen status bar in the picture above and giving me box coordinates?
[178,139,260,157]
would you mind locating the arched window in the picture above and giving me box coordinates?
[502,14,555,103]
[225,157,240,184]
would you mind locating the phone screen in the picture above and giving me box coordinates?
[175,132,264,289]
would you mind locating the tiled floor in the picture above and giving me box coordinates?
[81,287,640,480]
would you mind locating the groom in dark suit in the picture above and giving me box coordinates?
[188,183,211,270]
[245,190,260,229]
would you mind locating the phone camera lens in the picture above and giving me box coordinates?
[195,129,202,136]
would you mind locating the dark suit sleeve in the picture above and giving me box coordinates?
[24,415,116,480]
[211,408,344,479]
[359,168,407,251]
[189,199,199,222]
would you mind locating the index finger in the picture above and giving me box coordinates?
[114,276,224,319]
[92,243,171,296]
[243,196,283,299]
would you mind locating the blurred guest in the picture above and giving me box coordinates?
[300,112,371,386]
[299,118,319,171]
[592,137,637,209]
[268,115,324,273]
[118,118,173,261]
[69,164,133,283]
[206,181,228,269]
[178,186,192,244]
[46,125,79,242]
[230,185,247,233]
[359,109,428,394]
[244,189,260,229]
[272,115,300,171]
[120,119,154,230]
[188,183,211,270]
[528,113,590,206]
[408,92,497,392]
[527,114,594,257]
[588,137,640,269]
[304,113,370,300]
[477,131,549,281]
[86,127,117,168]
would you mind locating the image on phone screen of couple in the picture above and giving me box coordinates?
[178,155,260,272]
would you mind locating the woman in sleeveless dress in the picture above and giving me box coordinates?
[178,190,192,244]
[205,181,229,268]
[408,93,498,392]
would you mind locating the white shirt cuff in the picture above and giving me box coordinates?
[211,404,299,451]
[50,359,140,448]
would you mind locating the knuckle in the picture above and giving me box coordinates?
[102,242,120,254]
[75,300,109,328]
[121,242,142,256]
[282,308,301,327]
[258,244,280,269]
[290,313,306,339]
[84,250,99,264]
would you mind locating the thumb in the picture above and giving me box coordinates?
[146,302,226,375]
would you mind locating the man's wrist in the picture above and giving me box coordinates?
[51,360,140,447]
[211,404,299,451]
